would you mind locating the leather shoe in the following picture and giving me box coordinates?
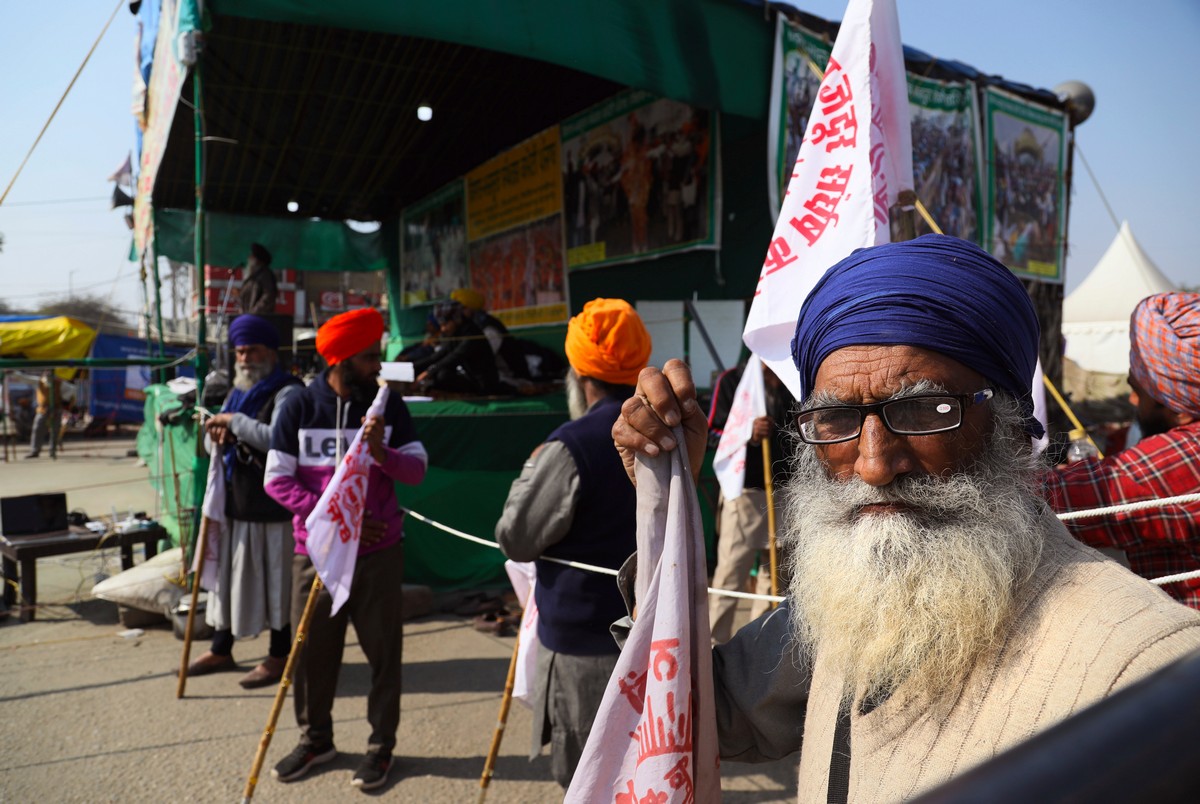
[185,651,237,676]
[239,656,285,689]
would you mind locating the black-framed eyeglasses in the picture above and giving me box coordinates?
[796,388,994,444]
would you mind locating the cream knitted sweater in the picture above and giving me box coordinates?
[796,513,1200,801]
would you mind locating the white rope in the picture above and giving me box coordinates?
[401,507,784,601]
[1055,493,1200,522]
[403,487,1200,603]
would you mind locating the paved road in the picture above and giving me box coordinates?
[0,435,799,802]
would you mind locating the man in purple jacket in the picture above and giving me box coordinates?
[264,307,428,791]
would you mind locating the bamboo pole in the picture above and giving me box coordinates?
[1042,374,1104,458]
[241,575,324,803]
[762,439,780,607]
[163,423,189,579]
[477,629,522,804]
[175,514,212,698]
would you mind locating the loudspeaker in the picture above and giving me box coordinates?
[0,493,69,537]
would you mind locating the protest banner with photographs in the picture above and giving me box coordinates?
[768,17,832,212]
[465,127,568,327]
[400,180,468,306]
[983,86,1068,283]
[561,89,717,271]
[908,72,983,243]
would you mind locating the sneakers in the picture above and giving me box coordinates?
[272,741,337,782]
[351,750,393,791]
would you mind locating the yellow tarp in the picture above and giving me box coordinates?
[0,317,97,378]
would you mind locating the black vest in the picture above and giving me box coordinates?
[226,389,295,523]
[535,394,637,655]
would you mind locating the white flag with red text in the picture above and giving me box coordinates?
[304,385,390,615]
[566,429,719,803]
[191,436,224,591]
[713,354,767,501]
[503,560,540,705]
[745,0,913,399]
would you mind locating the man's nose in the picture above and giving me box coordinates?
[852,413,916,487]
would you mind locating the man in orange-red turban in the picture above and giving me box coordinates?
[494,298,651,788]
[266,305,429,789]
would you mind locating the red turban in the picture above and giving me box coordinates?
[316,307,384,365]
[565,298,652,385]
[1130,292,1200,416]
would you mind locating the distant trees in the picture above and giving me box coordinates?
[36,293,130,330]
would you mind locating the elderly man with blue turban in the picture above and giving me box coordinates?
[613,235,1200,801]
[187,314,303,689]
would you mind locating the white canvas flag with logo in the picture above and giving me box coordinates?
[191,437,225,591]
[566,430,719,803]
[304,385,390,615]
[745,0,913,398]
[712,354,767,501]
[503,559,540,706]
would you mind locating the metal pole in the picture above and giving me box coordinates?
[193,58,208,409]
[683,300,725,374]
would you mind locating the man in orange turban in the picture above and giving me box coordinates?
[495,298,651,788]
[266,306,429,790]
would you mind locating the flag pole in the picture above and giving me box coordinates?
[762,440,780,607]
[477,630,522,803]
[175,514,212,698]
[241,575,324,804]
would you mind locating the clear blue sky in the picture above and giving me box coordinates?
[2,0,1198,321]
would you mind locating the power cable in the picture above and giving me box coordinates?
[0,0,125,208]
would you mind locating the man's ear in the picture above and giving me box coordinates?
[1173,409,1197,427]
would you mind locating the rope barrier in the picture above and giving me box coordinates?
[402,489,1200,602]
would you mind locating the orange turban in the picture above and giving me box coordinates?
[565,298,652,386]
[316,307,384,365]
[450,288,486,311]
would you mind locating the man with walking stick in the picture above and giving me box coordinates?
[264,307,428,790]
[185,314,302,688]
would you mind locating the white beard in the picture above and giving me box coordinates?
[566,368,588,421]
[233,358,273,391]
[781,405,1045,708]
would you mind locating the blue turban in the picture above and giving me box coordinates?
[790,234,1044,438]
[228,314,279,350]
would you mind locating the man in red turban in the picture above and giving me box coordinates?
[495,298,651,788]
[1049,292,1200,608]
[265,306,429,790]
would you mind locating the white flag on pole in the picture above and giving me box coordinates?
[566,430,719,803]
[191,437,224,591]
[304,385,390,615]
[503,560,540,706]
[712,354,767,501]
[744,0,913,399]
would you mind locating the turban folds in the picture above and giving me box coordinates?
[1130,292,1200,416]
[316,307,384,365]
[791,234,1044,438]
[228,314,279,350]
[565,298,651,386]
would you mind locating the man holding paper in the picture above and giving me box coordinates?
[265,307,428,790]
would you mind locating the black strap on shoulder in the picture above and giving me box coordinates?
[827,701,852,804]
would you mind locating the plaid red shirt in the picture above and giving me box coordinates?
[1044,422,1200,608]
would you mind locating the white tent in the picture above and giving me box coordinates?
[1062,221,1176,376]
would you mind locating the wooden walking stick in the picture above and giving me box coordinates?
[478,629,522,804]
[176,514,212,698]
[762,439,780,607]
[241,575,324,804]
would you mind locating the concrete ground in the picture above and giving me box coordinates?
[0,435,799,802]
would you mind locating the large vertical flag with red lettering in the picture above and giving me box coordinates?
[713,354,767,501]
[745,0,913,398]
[566,431,718,804]
[304,385,390,615]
